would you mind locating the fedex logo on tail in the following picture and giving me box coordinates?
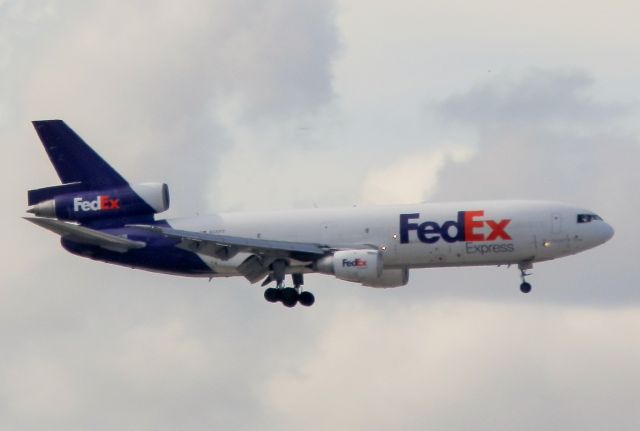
[73,195,120,212]
[400,211,511,244]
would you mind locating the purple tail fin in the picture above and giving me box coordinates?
[31,120,128,188]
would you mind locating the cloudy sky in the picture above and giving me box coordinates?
[2,0,640,429]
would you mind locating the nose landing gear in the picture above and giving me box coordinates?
[518,261,532,293]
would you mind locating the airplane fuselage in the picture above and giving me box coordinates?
[62,200,613,281]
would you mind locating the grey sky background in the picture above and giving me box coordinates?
[2,1,640,430]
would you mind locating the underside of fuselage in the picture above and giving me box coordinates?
[61,238,214,277]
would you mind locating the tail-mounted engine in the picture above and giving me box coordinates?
[316,249,409,288]
[27,183,170,222]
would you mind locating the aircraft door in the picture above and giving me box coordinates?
[550,212,571,252]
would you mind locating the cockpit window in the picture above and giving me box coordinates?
[577,214,603,223]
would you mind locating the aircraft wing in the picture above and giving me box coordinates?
[133,225,330,283]
[24,217,146,253]
[25,217,372,284]
[135,225,327,258]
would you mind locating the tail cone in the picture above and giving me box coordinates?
[27,199,56,218]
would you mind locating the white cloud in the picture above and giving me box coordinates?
[6,0,338,215]
[2,0,640,430]
[262,301,640,430]
[3,357,78,421]
[360,146,474,204]
[110,320,210,385]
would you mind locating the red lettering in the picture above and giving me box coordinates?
[486,219,512,240]
[464,210,484,241]
[97,196,120,210]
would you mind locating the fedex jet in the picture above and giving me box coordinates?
[25,120,614,307]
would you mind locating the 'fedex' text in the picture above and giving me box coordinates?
[400,211,512,244]
[73,196,120,212]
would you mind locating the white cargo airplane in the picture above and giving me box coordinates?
[26,120,614,307]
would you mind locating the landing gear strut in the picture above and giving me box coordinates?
[263,262,315,307]
[293,273,315,307]
[518,262,532,293]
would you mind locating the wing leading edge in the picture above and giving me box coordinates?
[134,225,328,260]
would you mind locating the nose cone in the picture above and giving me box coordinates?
[601,222,615,243]
[577,220,614,252]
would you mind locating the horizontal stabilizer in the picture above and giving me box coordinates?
[28,182,87,206]
[24,217,145,253]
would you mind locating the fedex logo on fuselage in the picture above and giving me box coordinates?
[73,196,120,212]
[400,211,511,244]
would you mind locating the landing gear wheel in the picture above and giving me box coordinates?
[298,291,315,307]
[264,287,281,303]
[517,262,533,294]
[281,287,299,307]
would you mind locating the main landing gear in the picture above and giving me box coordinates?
[263,261,315,307]
[264,286,315,307]
[518,261,532,293]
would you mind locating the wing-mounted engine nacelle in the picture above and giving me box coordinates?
[316,249,409,288]
[27,183,170,222]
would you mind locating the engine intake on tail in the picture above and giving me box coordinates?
[27,183,170,222]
